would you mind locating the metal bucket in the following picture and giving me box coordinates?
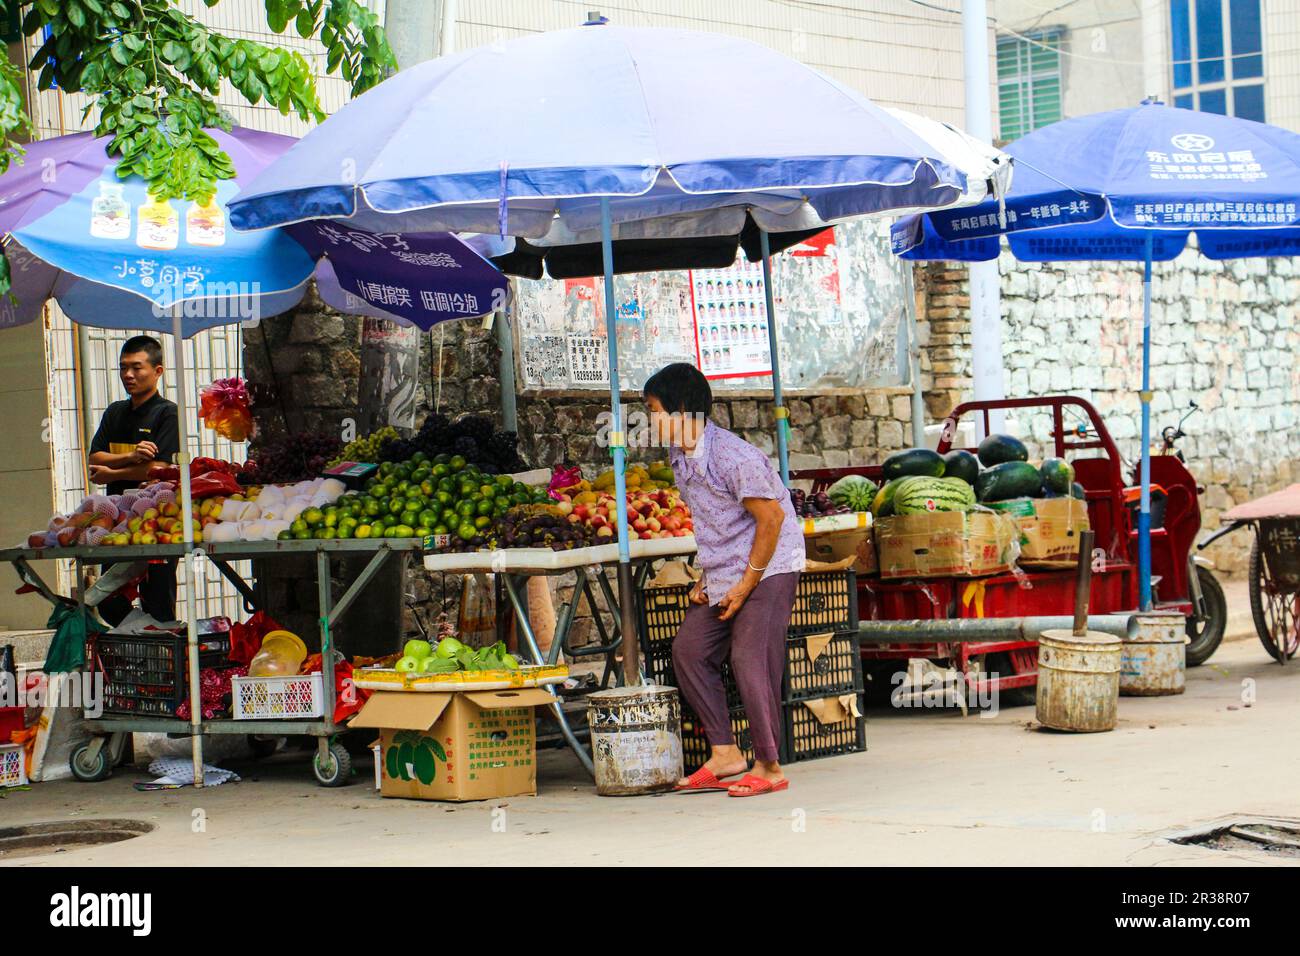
[1036,630,1121,732]
[587,685,684,796]
[1120,613,1187,697]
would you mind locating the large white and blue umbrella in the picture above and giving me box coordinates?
[229,20,1002,681]
[0,127,507,786]
[892,101,1300,611]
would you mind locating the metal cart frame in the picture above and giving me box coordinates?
[2,538,427,786]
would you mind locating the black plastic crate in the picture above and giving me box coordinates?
[784,629,863,702]
[679,704,755,774]
[88,631,231,717]
[783,694,866,763]
[788,570,858,637]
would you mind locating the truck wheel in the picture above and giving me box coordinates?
[1186,566,1226,667]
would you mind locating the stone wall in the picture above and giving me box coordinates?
[998,251,1300,576]
[910,251,1300,577]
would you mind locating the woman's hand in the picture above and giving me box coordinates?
[689,580,708,605]
[717,575,758,621]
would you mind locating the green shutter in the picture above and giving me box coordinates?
[996,30,1063,139]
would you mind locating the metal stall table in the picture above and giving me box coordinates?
[424,537,698,774]
[2,538,427,786]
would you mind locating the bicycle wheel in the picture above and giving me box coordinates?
[1248,536,1300,663]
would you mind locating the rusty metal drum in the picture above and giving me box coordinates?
[1036,630,1121,732]
[587,685,684,796]
[1120,613,1187,697]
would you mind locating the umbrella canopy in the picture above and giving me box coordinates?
[227,24,973,248]
[0,128,508,334]
[889,101,1300,612]
[892,101,1300,261]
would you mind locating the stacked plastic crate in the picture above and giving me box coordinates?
[637,569,866,773]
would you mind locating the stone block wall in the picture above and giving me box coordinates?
[909,251,1300,578]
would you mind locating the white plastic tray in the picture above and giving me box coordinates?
[422,535,695,573]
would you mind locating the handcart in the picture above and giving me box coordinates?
[2,538,426,786]
[1199,484,1300,663]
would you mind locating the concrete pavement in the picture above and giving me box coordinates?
[2,638,1297,867]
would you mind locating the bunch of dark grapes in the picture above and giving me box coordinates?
[248,432,343,484]
[789,487,849,519]
[378,412,525,473]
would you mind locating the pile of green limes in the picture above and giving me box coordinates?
[278,452,550,544]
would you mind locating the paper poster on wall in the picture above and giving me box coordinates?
[689,257,772,380]
[567,334,610,386]
[511,219,909,391]
[520,333,568,389]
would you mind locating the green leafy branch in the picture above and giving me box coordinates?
[0,0,396,292]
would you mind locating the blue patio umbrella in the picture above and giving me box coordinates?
[228,20,995,682]
[892,101,1300,611]
[0,127,507,786]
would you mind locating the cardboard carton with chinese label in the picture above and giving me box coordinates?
[349,687,555,802]
[986,496,1090,568]
[803,513,877,575]
[875,510,1020,580]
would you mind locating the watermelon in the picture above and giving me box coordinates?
[1070,481,1087,500]
[941,449,980,485]
[975,461,1042,502]
[1040,457,1075,495]
[977,434,1029,467]
[871,478,904,517]
[827,474,878,512]
[893,476,977,515]
[882,447,945,481]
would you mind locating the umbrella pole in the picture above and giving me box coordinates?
[1138,234,1154,611]
[599,198,641,684]
[758,229,790,485]
[172,308,205,786]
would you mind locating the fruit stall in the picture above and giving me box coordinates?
[1,404,709,788]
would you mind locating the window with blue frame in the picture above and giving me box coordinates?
[1170,0,1265,121]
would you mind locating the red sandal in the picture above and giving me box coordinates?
[675,766,744,792]
[727,773,789,797]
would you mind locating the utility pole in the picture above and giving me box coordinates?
[962,0,1006,437]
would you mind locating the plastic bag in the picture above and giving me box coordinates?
[199,377,254,443]
[229,610,284,666]
[456,573,498,649]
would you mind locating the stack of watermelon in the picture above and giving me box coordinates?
[869,435,1085,518]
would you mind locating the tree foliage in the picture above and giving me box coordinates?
[0,1,395,291]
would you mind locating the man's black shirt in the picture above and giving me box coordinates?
[89,392,179,495]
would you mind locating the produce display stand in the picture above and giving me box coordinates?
[0,538,428,786]
[423,537,698,775]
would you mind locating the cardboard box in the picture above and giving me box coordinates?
[987,497,1090,567]
[350,687,555,802]
[875,511,1020,580]
[804,526,878,576]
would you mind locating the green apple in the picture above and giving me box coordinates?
[403,638,433,660]
[434,636,466,660]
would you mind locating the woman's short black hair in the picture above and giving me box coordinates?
[643,363,712,415]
